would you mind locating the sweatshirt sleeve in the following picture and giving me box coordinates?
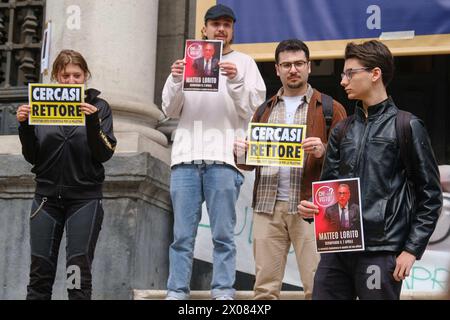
[162,75,185,119]
[226,56,266,121]
[18,121,39,165]
[85,99,117,163]
[234,110,259,171]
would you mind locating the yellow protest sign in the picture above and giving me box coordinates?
[246,123,307,167]
[28,84,85,126]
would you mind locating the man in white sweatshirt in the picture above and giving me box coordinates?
[162,4,266,300]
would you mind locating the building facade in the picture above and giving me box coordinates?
[1,0,449,299]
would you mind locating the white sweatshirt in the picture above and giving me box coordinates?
[162,50,266,168]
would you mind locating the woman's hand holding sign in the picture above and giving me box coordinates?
[17,105,31,122]
[80,103,98,115]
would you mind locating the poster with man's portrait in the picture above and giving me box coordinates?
[183,39,222,92]
[312,178,365,253]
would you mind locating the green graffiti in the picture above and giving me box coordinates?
[403,266,449,290]
[235,207,250,236]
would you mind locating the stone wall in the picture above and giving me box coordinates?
[0,152,172,299]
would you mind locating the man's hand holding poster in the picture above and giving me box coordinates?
[246,123,306,167]
[313,178,365,253]
[29,84,85,126]
[183,39,222,92]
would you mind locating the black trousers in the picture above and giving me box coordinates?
[312,251,402,300]
[26,195,104,300]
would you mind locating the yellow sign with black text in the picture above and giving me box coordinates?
[28,84,85,126]
[246,123,307,167]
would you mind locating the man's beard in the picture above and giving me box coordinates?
[287,80,304,89]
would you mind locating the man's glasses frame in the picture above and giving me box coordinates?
[278,60,308,72]
[341,67,372,80]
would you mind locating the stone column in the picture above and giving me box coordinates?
[44,0,170,163]
[0,1,176,299]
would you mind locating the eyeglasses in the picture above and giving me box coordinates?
[340,67,371,80]
[278,60,308,71]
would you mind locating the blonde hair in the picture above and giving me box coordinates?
[51,49,91,81]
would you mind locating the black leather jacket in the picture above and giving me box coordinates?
[19,89,117,199]
[321,97,442,259]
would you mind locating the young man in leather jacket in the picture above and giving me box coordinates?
[298,40,442,300]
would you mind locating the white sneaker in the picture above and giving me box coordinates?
[165,296,179,300]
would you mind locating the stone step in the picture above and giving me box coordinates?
[133,289,449,300]
[133,290,305,300]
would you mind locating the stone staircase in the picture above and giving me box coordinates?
[133,289,449,300]
[133,290,305,300]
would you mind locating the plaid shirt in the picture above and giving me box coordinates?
[254,85,313,215]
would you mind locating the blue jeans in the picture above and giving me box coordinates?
[167,163,244,299]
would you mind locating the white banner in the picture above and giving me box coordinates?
[194,171,304,288]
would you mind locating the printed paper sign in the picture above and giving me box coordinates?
[40,21,51,74]
[28,84,85,126]
[183,39,223,92]
[246,123,306,167]
[313,178,365,253]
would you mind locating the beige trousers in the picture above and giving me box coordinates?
[253,201,320,300]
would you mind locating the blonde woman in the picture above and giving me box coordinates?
[17,50,116,300]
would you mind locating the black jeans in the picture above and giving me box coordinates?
[26,195,104,300]
[312,251,402,300]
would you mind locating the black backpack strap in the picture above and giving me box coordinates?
[321,93,333,136]
[336,114,355,146]
[254,97,273,122]
[396,110,413,177]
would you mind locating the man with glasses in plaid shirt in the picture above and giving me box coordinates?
[234,39,346,300]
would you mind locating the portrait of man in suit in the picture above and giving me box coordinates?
[192,42,220,77]
[325,184,360,231]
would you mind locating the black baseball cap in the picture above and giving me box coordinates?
[204,4,236,22]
